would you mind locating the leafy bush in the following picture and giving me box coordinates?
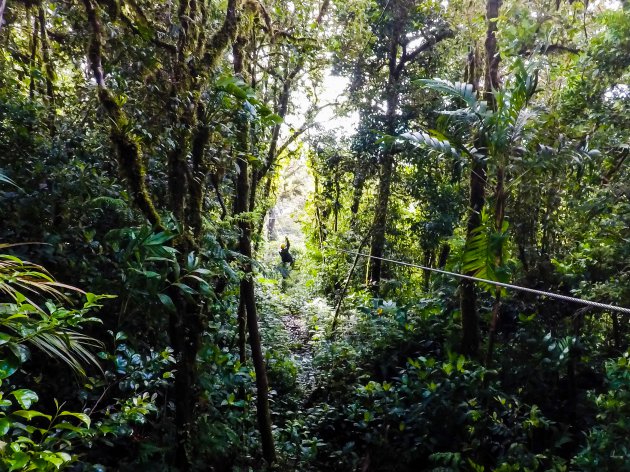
[573,352,630,471]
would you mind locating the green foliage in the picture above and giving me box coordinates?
[0,254,107,471]
[573,352,630,470]
[1,0,629,469]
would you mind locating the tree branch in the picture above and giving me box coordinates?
[396,28,453,75]
[119,9,177,53]
[81,0,163,229]
[203,0,240,69]
[519,43,580,56]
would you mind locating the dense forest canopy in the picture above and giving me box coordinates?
[0,0,629,470]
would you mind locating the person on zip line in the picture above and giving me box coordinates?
[279,236,294,265]
[278,236,294,278]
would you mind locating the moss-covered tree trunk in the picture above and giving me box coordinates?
[367,33,399,294]
[82,0,243,468]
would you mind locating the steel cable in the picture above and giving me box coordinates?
[336,249,630,315]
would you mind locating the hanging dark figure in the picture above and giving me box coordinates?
[278,237,294,278]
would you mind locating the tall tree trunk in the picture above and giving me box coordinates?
[437,243,450,268]
[82,0,163,229]
[422,249,435,290]
[233,38,276,465]
[486,163,506,366]
[37,1,55,133]
[188,112,211,236]
[460,0,501,357]
[168,288,202,471]
[367,32,399,294]
[350,160,367,218]
[29,10,39,101]
[333,171,340,232]
[82,1,243,468]
[253,172,275,251]
[460,159,486,356]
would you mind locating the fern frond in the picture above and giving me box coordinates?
[88,196,128,209]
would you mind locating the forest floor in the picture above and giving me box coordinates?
[281,305,315,389]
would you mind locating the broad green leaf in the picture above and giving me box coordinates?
[158,293,176,313]
[7,451,29,471]
[0,417,10,435]
[59,411,91,428]
[173,283,197,296]
[0,356,20,380]
[417,78,478,108]
[11,389,38,409]
[11,410,52,421]
[145,232,174,246]
[0,332,12,346]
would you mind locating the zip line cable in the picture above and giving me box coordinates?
[336,248,630,315]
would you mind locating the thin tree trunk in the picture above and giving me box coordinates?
[333,172,340,233]
[238,295,247,363]
[612,312,621,351]
[350,161,366,218]
[486,163,506,366]
[189,116,211,236]
[233,37,276,465]
[313,175,326,255]
[460,0,501,358]
[253,172,274,251]
[168,289,201,471]
[37,2,55,109]
[422,249,434,290]
[29,10,39,101]
[331,231,371,333]
[437,243,450,268]
[460,160,485,356]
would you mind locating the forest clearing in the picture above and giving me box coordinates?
[1,0,629,470]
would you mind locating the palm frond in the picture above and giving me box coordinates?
[462,211,510,293]
[418,79,478,108]
[0,255,81,308]
[0,171,19,189]
[31,331,103,375]
[400,130,465,159]
[0,252,103,375]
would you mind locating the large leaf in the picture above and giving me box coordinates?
[0,355,20,380]
[11,389,38,409]
[0,417,10,435]
[11,410,52,421]
[158,293,176,313]
[59,410,91,428]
